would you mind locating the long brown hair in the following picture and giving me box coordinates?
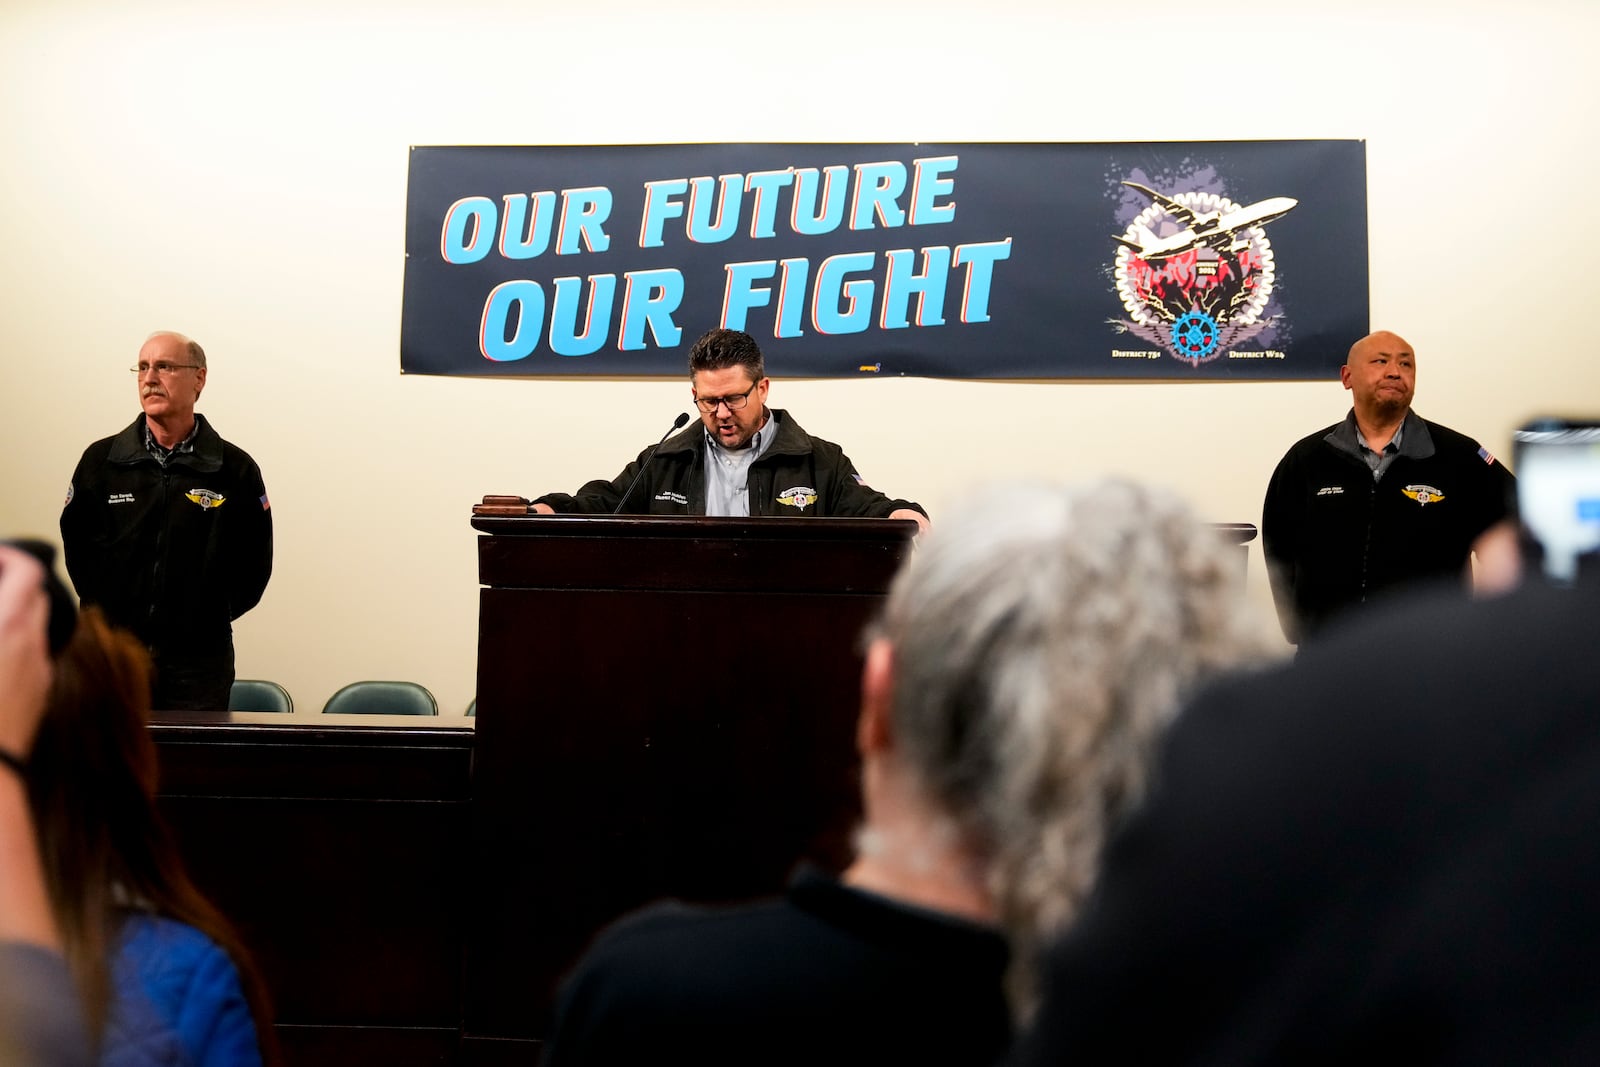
[27,608,277,1061]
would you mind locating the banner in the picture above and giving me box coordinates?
[400,141,1367,380]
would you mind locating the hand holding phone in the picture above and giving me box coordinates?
[1513,418,1600,584]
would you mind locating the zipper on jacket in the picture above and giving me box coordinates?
[149,468,170,627]
[1358,478,1377,603]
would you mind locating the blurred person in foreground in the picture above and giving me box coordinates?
[0,541,91,1067]
[542,480,1275,1065]
[1010,527,1600,1065]
[29,605,277,1065]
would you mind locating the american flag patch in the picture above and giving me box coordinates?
[260,494,271,510]
[1477,446,1497,466]
[853,474,866,485]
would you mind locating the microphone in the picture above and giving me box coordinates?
[613,412,691,515]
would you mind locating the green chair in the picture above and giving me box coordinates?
[321,680,438,716]
[465,699,476,717]
[228,679,294,713]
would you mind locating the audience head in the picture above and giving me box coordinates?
[859,479,1275,1012]
[28,607,273,1054]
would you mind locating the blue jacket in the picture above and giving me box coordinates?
[103,915,262,1067]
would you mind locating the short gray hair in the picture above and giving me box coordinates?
[869,479,1275,1012]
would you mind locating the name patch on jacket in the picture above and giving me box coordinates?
[107,492,134,505]
[185,489,226,510]
[776,486,819,510]
[1402,484,1445,506]
[653,491,688,505]
[1316,486,1344,496]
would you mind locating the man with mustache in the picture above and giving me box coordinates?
[1262,329,1515,645]
[59,331,272,709]
[530,328,928,530]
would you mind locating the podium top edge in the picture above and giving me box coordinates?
[470,515,921,541]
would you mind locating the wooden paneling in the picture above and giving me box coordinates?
[153,713,474,1066]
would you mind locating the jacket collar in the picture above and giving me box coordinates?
[657,408,814,459]
[106,413,225,473]
[1326,409,1435,463]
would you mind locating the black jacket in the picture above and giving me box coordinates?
[1261,411,1514,643]
[545,866,1010,1066]
[60,415,272,654]
[533,409,926,518]
[1012,576,1600,1067]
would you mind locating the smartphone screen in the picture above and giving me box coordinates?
[1513,419,1600,583]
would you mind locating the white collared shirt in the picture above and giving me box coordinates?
[702,410,776,516]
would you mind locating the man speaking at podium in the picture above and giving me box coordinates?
[530,328,929,529]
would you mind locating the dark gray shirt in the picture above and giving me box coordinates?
[0,942,92,1067]
[1325,409,1434,482]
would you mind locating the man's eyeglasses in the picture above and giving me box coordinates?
[131,362,201,377]
[693,384,758,414]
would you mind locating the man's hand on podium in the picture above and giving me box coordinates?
[517,501,924,527]
[890,508,930,535]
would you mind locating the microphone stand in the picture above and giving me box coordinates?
[613,412,691,515]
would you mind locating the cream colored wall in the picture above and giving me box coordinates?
[3,0,1594,715]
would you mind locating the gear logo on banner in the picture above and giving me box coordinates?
[1108,176,1298,366]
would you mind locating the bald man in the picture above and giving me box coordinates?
[1261,330,1515,645]
[60,332,272,709]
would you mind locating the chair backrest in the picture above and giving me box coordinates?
[322,680,439,716]
[228,679,294,713]
[465,699,476,717]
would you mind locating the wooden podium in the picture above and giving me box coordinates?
[465,515,918,1057]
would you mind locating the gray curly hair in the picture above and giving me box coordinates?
[866,479,1276,1014]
